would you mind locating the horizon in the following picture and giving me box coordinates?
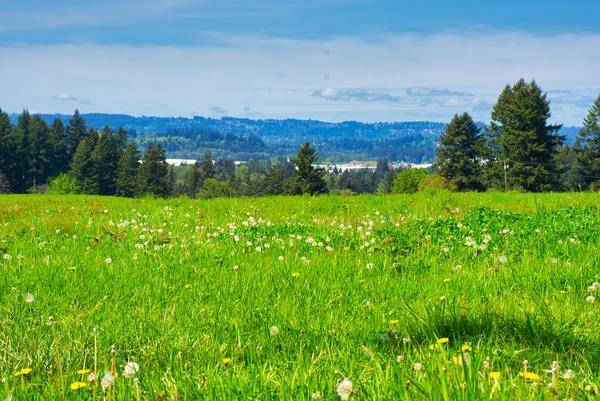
[1,1,599,126]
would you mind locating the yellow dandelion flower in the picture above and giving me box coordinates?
[436,337,449,344]
[13,368,32,377]
[76,368,90,375]
[443,278,451,283]
[489,372,501,380]
[222,357,232,365]
[428,344,436,350]
[519,371,542,382]
[461,344,472,352]
[291,272,300,277]
[389,319,399,325]
[452,356,459,365]
[70,381,89,390]
[184,284,191,289]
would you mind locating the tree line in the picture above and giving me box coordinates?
[435,79,600,192]
[0,78,598,196]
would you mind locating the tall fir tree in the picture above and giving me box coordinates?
[573,94,600,190]
[182,162,203,198]
[27,116,51,189]
[436,113,485,191]
[489,79,563,192]
[70,129,99,194]
[0,108,18,192]
[66,109,88,159]
[90,127,120,195]
[115,143,140,197]
[14,110,32,192]
[48,118,69,176]
[288,142,327,195]
[199,151,215,187]
[137,143,170,196]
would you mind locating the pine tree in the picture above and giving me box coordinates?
[13,110,31,192]
[264,162,286,195]
[27,116,51,190]
[137,143,169,196]
[436,113,485,191]
[489,80,563,192]
[66,109,87,159]
[574,94,600,190]
[70,130,99,194]
[288,142,327,195]
[199,151,215,187]
[182,162,203,197]
[115,144,139,197]
[48,118,69,176]
[90,127,119,195]
[0,108,18,192]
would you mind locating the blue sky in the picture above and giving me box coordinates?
[1,0,600,124]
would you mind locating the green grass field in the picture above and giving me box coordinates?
[1,192,599,400]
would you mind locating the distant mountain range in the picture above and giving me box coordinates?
[9,113,581,163]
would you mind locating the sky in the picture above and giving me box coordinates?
[1,0,600,125]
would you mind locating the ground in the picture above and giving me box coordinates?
[0,192,599,400]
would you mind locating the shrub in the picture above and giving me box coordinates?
[418,173,449,191]
[48,173,80,194]
[392,169,428,194]
[197,178,233,199]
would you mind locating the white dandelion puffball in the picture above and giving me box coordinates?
[24,293,35,303]
[413,362,423,371]
[104,257,112,264]
[586,295,595,304]
[336,379,353,400]
[497,255,507,264]
[100,371,116,391]
[269,326,279,336]
[123,361,140,378]
[562,369,575,380]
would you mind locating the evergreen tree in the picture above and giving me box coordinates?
[27,116,51,189]
[137,143,169,196]
[0,108,18,192]
[115,144,139,197]
[288,143,327,195]
[489,79,563,192]
[264,162,287,195]
[182,162,203,198]
[13,110,32,192]
[70,130,99,194]
[199,151,215,186]
[66,109,87,158]
[90,127,119,195]
[48,118,69,176]
[574,94,600,190]
[436,113,485,191]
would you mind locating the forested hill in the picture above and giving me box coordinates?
[8,113,580,163]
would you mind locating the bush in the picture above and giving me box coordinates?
[197,178,233,199]
[48,173,80,194]
[418,173,449,191]
[392,169,428,193]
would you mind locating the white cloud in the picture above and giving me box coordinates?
[1,32,599,124]
[53,93,92,105]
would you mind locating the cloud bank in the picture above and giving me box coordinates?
[1,32,599,124]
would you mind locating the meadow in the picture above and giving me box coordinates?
[0,192,599,400]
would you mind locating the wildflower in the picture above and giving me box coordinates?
[436,337,449,344]
[489,372,500,380]
[336,379,353,400]
[443,278,451,283]
[123,361,139,379]
[269,326,279,336]
[562,369,574,380]
[311,391,322,399]
[291,272,300,277]
[100,371,116,391]
[3,254,12,260]
[497,255,507,264]
[70,381,88,390]
[549,361,559,373]
[389,319,399,325]
[519,371,542,382]
[586,295,595,304]
[76,368,90,375]
[24,293,35,303]
[461,344,471,353]
[13,368,32,377]
[278,255,284,262]
[366,263,373,269]
[588,282,600,291]
[413,362,423,371]
[88,373,97,382]
[222,357,232,365]
[428,344,436,350]
[104,258,112,264]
